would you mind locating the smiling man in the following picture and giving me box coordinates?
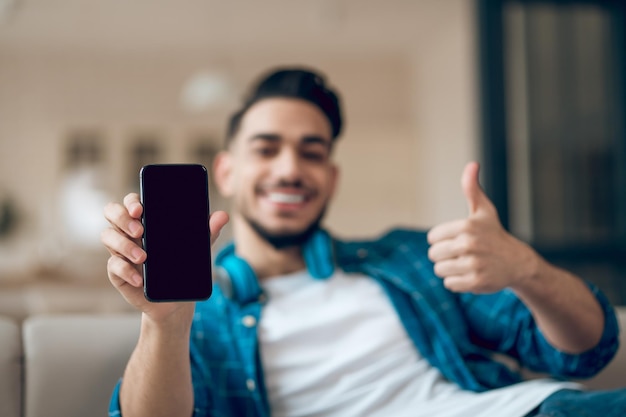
[215,87,339,264]
[102,68,624,417]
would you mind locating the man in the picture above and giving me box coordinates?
[102,68,623,417]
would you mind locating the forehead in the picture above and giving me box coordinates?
[236,97,333,143]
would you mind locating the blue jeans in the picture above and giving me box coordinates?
[525,388,626,417]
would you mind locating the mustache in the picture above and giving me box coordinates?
[256,179,316,194]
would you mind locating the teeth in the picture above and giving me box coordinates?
[268,193,305,204]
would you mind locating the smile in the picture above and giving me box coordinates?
[267,192,306,204]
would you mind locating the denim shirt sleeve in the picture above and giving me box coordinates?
[108,379,122,416]
[458,281,620,379]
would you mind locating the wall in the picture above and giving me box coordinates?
[0,0,479,281]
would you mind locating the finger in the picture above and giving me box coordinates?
[209,211,230,246]
[442,275,474,293]
[430,232,484,262]
[428,239,464,262]
[101,227,146,264]
[427,219,468,244]
[106,257,149,310]
[123,193,143,219]
[104,201,144,239]
[461,162,493,217]
[433,257,475,278]
[107,255,143,287]
[442,273,497,294]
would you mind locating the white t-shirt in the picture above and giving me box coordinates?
[258,270,581,417]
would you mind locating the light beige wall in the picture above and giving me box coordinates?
[0,0,478,279]
[411,0,479,227]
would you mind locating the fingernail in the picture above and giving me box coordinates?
[132,247,144,262]
[132,273,143,286]
[129,221,141,236]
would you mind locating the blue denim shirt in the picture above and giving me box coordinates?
[109,228,620,417]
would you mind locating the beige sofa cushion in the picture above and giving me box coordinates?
[0,315,21,417]
[22,314,140,417]
[17,308,625,417]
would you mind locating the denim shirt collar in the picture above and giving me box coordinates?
[214,228,336,305]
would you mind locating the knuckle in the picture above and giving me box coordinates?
[101,228,119,249]
[469,256,488,274]
[460,220,473,234]
[100,227,114,242]
[468,272,481,286]
[103,201,114,215]
[467,256,480,270]
[120,261,132,278]
[104,204,119,223]
[457,235,469,251]
[107,256,134,288]
[463,219,482,235]
[469,272,490,291]
[104,202,121,220]
[458,234,474,252]
[107,255,121,273]
[124,193,140,206]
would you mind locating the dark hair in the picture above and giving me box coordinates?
[225,67,343,146]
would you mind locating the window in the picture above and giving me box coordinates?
[478,0,626,304]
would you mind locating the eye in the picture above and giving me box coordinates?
[300,143,330,162]
[254,146,278,158]
[302,151,326,162]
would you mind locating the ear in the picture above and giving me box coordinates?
[212,151,235,197]
[328,163,340,199]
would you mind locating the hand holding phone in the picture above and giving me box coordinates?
[140,164,213,302]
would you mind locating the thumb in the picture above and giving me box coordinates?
[461,161,492,216]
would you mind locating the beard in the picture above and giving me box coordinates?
[244,207,327,250]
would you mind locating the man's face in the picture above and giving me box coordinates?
[215,98,339,246]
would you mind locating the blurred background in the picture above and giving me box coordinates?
[0,0,623,320]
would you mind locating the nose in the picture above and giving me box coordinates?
[273,147,303,183]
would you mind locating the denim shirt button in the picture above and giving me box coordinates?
[242,315,257,328]
[356,248,368,259]
[246,379,256,391]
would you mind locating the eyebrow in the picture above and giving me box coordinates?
[249,133,281,143]
[248,133,332,149]
[302,135,332,149]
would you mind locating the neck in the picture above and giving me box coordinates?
[232,215,306,280]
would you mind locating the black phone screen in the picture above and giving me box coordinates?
[140,164,212,302]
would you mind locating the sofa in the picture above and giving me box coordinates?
[0,314,141,417]
[1,309,625,417]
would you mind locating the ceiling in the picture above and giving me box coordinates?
[0,0,450,53]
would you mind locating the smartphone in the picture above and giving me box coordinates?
[139,164,212,302]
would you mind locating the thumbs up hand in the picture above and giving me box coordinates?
[461,161,496,217]
[427,162,539,293]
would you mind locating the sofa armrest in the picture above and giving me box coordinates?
[23,314,140,417]
[0,315,21,417]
